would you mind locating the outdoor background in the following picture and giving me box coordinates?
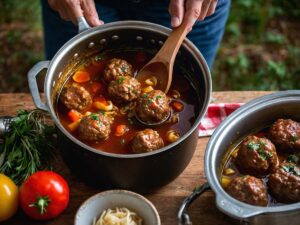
[0,0,299,93]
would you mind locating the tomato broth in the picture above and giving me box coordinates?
[56,50,199,154]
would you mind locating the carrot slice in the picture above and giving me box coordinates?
[172,101,184,112]
[115,125,128,136]
[91,82,102,94]
[72,71,91,83]
[68,109,82,122]
[67,120,81,132]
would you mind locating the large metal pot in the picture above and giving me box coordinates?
[27,20,211,191]
[179,90,300,225]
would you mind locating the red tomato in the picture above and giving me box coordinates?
[19,171,69,220]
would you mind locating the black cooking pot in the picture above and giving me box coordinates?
[27,20,211,191]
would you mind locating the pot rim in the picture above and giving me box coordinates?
[45,20,212,158]
[205,90,300,218]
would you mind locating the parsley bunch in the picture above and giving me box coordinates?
[0,109,56,185]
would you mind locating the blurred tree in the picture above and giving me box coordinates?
[213,0,300,91]
[0,0,43,92]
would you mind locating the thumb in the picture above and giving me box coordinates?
[168,0,184,28]
[81,0,103,27]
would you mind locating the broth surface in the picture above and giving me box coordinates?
[56,50,199,154]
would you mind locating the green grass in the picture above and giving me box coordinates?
[212,0,300,91]
[0,0,41,28]
[0,0,299,92]
[0,0,43,92]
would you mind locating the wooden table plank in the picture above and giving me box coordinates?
[0,91,272,225]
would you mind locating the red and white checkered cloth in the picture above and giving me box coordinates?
[198,103,243,137]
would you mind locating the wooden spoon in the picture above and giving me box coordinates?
[136,22,189,93]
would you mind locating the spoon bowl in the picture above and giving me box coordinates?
[134,110,171,127]
[135,62,169,92]
[136,22,189,93]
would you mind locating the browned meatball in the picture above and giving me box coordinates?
[269,119,300,152]
[78,113,111,141]
[268,162,300,203]
[235,136,279,176]
[131,129,164,153]
[226,175,268,206]
[108,76,141,103]
[60,84,92,111]
[103,58,133,82]
[136,90,170,123]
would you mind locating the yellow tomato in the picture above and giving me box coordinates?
[0,174,18,222]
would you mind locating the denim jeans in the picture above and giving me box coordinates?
[41,0,230,69]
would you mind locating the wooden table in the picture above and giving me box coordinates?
[0,91,272,225]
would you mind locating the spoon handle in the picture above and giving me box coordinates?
[156,22,189,64]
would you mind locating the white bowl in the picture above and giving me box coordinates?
[75,190,161,225]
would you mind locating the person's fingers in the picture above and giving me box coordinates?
[62,2,76,21]
[184,0,203,32]
[48,0,83,22]
[58,1,72,21]
[168,0,185,27]
[63,0,83,20]
[206,0,218,17]
[81,0,103,26]
[198,0,212,21]
[48,0,69,20]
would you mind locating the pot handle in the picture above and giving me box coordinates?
[215,194,261,220]
[0,116,14,138]
[28,61,50,111]
[77,16,91,33]
[178,182,211,225]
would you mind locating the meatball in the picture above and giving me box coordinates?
[136,90,170,123]
[60,84,92,111]
[103,58,133,82]
[78,113,111,141]
[235,136,279,176]
[108,76,141,103]
[268,162,300,203]
[131,129,164,153]
[226,175,268,206]
[269,119,300,152]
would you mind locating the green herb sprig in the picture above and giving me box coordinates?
[117,76,126,84]
[0,109,56,185]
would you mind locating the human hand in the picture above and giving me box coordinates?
[169,0,218,32]
[48,0,103,26]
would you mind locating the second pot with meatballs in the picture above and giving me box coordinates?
[179,91,300,225]
[222,118,300,206]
